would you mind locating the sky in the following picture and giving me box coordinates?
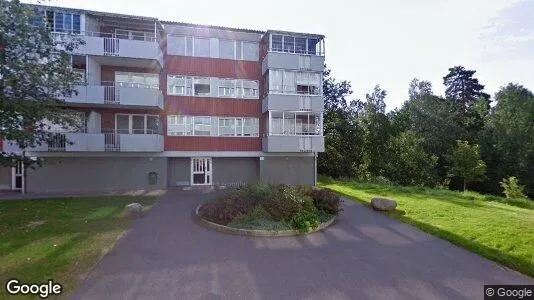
[26,0,534,110]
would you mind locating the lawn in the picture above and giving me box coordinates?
[319,179,534,278]
[0,196,157,299]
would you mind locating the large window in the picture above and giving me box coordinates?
[219,40,235,59]
[168,75,258,99]
[269,112,322,136]
[167,116,259,137]
[269,34,324,55]
[194,38,210,57]
[268,70,321,95]
[167,36,258,61]
[115,114,160,134]
[243,41,259,61]
[46,11,81,34]
[115,72,159,88]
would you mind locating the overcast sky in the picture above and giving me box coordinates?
[26,0,534,110]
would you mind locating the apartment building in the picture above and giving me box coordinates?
[0,5,325,193]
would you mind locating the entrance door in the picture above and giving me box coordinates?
[11,160,24,191]
[191,158,212,185]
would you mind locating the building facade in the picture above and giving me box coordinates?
[0,5,325,193]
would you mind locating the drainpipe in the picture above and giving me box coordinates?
[314,152,317,186]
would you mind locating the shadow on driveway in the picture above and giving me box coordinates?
[72,190,533,300]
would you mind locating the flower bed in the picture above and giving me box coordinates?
[197,183,342,234]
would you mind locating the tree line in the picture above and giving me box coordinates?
[319,66,534,199]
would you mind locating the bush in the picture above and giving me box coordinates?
[263,185,315,221]
[232,204,267,223]
[198,193,253,225]
[500,176,528,199]
[311,188,343,214]
[291,211,320,233]
[244,182,276,205]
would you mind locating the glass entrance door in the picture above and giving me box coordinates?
[191,158,212,185]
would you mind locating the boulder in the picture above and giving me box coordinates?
[371,198,397,211]
[123,203,144,218]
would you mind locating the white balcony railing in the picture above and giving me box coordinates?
[3,131,163,153]
[67,82,163,109]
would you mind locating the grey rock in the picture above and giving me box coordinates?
[123,203,144,218]
[371,197,397,211]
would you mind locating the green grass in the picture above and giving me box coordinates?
[0,196,157,299]
[319,180,534,278]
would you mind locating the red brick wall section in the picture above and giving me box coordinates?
[165,136,261,151]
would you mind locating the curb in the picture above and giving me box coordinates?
[194,204,336,237]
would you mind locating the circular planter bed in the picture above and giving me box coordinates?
[194,183,341,236]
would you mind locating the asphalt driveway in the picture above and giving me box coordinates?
[72,189,533,300]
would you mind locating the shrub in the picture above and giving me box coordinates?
[244,182,276,205]
[371,176,394,186]
[311,189,343,215]
[232,204,267,223]
[198,193,254,225]
[500,176,528,199]
[291,211,320,233]
[263,185,315,221]
[317,174,335,184]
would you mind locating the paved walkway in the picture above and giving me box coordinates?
[0,189,167,200]
[72,190,533,300]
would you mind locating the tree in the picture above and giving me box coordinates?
[480,83,534,197]
[0,1,83,171]
[450,140,487,191]
[318,66,364,178]
[443,66,490,110]
[408,78,433,100]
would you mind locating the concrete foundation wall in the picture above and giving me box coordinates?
[212,157,259,186]
[26,157,167,193]
[0,167,11,190]
[167,158,190,186]
[260,156,315,185]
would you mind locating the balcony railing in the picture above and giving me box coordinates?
[3,130,163,153]
[66,81,163,109]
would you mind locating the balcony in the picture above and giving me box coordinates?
[262,94,324,113]
[262,135,324,153]
[66,83,164,109]
[262,52,324,74]
[59,32,163,66]
[3,132,164,153]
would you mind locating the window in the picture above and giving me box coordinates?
[243,118,259,136]
[295,37,307,54]
[194,117,211,136]
[283,36,295,53]
[193,77,211,96]
[167,75,186,95]
[219,40,235,59]
[115,114,160,134]
[307,38,318,55]
[218,118,235,136]
[268,70,321,95]
[243,42,259,61]
[47,11,81,34]
[272,35,283,52]
[269,112,322,136]
[218,79,235,97]
[115,72,159,88]
[186,36,193,56]
[169,35,186,55]
[243,80,259,98]
[236,41,243,60]
[194,38,210,57]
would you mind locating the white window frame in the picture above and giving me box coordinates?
[47,11,81,34]
[269,33,325,56]
[115,114,160,135]
[115,72,159,89]
[268,111,323,136]
[268,70,321,96]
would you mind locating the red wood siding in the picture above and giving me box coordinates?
[165,56,261,79]
[165,97,260,117]
[165,136,261,151]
